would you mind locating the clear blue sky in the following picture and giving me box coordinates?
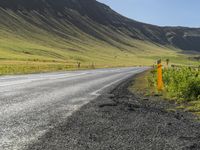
[97,0,200,27]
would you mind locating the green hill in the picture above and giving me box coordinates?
[0,0,199,74]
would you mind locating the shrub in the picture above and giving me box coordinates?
[150,66,200,101]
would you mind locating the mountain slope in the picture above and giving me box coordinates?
[0,0,199,74]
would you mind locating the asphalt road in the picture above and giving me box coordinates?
[0,67,147,150]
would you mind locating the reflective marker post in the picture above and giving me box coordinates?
[157,59,164,91]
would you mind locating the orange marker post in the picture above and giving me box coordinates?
[157,59,164,91]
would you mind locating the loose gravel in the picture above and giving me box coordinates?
[28,76,200,150]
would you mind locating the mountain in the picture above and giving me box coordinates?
[0,0,199,74]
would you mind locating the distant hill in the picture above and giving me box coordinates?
[0,0,199,74]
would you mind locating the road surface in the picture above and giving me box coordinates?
[0,67,147,150]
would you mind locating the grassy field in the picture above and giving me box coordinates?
[0,29,198,75]
[0,8,199,75]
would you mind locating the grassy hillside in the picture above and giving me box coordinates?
[0,0,199,75]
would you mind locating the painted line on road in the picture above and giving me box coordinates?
[0,73,88,87]
[91,69,145,96]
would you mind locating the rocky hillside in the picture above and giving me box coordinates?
[0,0,199,73]
[1,0,199,52]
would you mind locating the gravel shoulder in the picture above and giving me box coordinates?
[28,74,200,150]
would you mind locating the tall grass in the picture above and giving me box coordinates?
[0,62,97,75]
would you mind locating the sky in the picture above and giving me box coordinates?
[97,0,200,28]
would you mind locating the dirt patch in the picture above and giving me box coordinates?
[27,75,200,150]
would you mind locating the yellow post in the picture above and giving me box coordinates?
[157,59,164,91]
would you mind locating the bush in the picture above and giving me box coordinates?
[183,78,200,100]
[150,67,200,101]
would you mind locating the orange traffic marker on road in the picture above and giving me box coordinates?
[157,59,164,91]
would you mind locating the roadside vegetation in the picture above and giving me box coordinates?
[164,67,199,100]
[0,62,85,75]
[138,66,200,115]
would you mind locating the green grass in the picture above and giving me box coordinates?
[1,31,198,75]
[0,62,91,75]
[0,8,199,75]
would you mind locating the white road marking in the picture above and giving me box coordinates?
[0,73,88,87]
[91,68,144,96]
